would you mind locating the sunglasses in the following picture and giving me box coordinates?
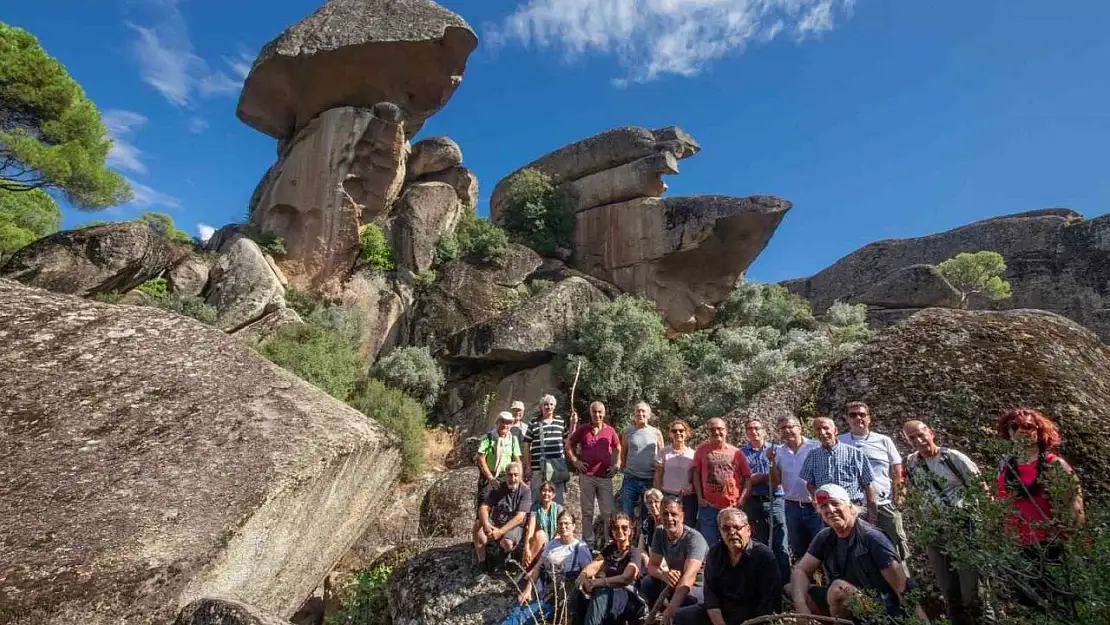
[670,428,686,434]
[1008,421,1035,433]
[848,412,868,417]
[613,524,631,532]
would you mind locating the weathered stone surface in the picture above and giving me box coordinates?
[391,182,464,274]
[420,467,480,538]
[574,195,791,330]
[388,542,516,625]
[490,126,700,222]
[237,0,477,140]
[439,363,562,438]
[251,106,407,288]
[264,254,289,288]
[0,279,402,625]
[731,308,1110,502]
[417,165,478,208]
[339,472,444,571]
[410,244,543,350]
[407,136,463,180]
[204,223,248,253]
[784,209,1110,342]
[562,150,678,213]
[175,598,291,625]
[443,277,609,361]
[233,307,305,344]
[167,255,211,297]
[856,264,962,309]
[335,268,414,364]
[0,222,191,296]
[205,238,286,331]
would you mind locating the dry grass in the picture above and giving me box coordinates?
[423,426,455,471]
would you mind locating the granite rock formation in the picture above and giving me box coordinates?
[237,0,477,140]
[166,255,212,297]
[0,280,401,625]
[204,238,287,331]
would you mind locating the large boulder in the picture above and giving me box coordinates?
[410,244,543,350]
[855,264,962,309]
[783,208,1110,343]
[175,599,290,625]
[490,126,700,221]
[0,222,191,296]
[233,307,305,345]
[167,255,212,297]
[420,467,480,538]
[562,150,678,213]
[732,308,1110,502]
[236,0,477,140]
[417,165,479,209]
[443,277,609,362]
[204,238,286,331]
[407,137,463,180]
[335,268,414,364]
[391,182,464,275]
[388,543,516,625]
[0,279,401,625]
[250,105,407,288]
[574,195,791,330]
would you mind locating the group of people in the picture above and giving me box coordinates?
[471,395,1085,625]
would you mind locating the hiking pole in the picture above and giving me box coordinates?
[568,360,582,431]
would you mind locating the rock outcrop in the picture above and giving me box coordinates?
[783,209,1110,342]
[167,255,211,297]
[489,126,700,220]
[250,105,407,288]
[387,543,517,625]
[575,195,791,330]
[236,0,477,140]
[416,165,478,209]
[391,182,464,275]
[420,467,480,538]
[0,222,191,296]
[335,268,414,364]
[175,599,291,625]
[233,307,305,344]
[439,363,561,437]
[407,137,463,180]
[204,238,287,331]
[855,264,962,309]
[729,308,1110,501]
[0,279,401,625]
[443,276,609,361]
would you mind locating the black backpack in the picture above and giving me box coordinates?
[906,448,970,498]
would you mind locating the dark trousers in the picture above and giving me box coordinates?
[785,500,823,560]
[743,494,790,583]
[640,576,704,609]
[573,587,639,625]
[926,544,995,625]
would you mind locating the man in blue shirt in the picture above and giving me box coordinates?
[738,418,789,583]
[798,417,878,524]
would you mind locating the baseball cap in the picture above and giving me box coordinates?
[510,400,525,411]
[814,483,851,505]
[496,411,515,423]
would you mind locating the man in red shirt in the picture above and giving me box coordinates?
[692,417,752,548]
[566,401,622,547]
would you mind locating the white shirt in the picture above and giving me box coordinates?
[839,431,903,505]
[774,438,819,502]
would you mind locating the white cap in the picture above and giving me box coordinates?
[510,400,525,411]
[814,483,851,504]
[496,411,515,423]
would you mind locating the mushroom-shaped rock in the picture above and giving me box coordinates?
[407,136,463,180]
[236,0,478,140]
[856,264,963,309]
[574,195,791,331]
[0,222,191,296]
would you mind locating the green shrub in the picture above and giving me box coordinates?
[136,277,168,299]
[284,287,322,319]
[500,168,575,254]
[149,293,218,324]
[304,302,363,346]
[326,564,393,625]
[348,378,427,480]
[359,224,394,272]
[456,211,509,262]
[414,269,437,287]
[136,212,194,245]
[716,282,816,331]
[529,278,555,295]
[434,231,460,265]
[937,250,1012,308]
[242,225,286,257]
[372,346,444,408]
[258,324,361,401]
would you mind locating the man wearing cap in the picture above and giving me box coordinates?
[798,417,877,523]
[791,484,916,621]
[509,400,529,447]
[476,412,522,502]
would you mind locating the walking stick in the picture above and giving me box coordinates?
[568,360,582,432]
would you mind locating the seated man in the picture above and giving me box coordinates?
[790,484,916,621]
[474,461,532,575]
[642,498,708,625]
[674,508,781,625]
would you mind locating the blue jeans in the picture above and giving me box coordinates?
[743,495,790,583]
[621,475,653,519]
[785,500,823,561]
[640,577,704,608]
[499,600,552,625]
[697,505,722,548]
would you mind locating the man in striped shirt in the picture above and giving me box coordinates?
[799,417,878,524]
[522,394,570,505]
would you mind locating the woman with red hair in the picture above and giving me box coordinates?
[995,408,1085,607]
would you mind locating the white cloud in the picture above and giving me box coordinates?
[491,0,854,84]
[126,177,182,211]
[103,109,149,174]
[126,1,245,106]
[186,116,209,134]
[197,223,216,242]
[224,50,255,81]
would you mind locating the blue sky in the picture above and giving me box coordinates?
[4,0,1109,282]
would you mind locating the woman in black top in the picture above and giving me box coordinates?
[573,512,645,625]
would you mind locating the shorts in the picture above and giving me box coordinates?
[500,526,523,545]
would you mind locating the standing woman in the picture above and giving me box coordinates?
[996,408,1085,607]
[655,419,698,523]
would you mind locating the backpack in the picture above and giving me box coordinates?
[906,448,970,497]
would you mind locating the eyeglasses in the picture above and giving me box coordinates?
[670,428,685,434]
[1008,421,1035,433]
[848,412,868,417]
[720,523,748,533]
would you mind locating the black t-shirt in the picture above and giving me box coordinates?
[638,515,659,550]
[600,542,642,578]
[807,520,899,600]
[484,483,532,526]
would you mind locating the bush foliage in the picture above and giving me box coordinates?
[372,345,444,409]
[359,224,394,272]
[456,210,509,262]
[258,324,362,402]
[937,250,1012,308]
[241,225,286,257]
[326,564,393,625]
[0,187,60,256]
[136,212,193,245]
[348,378,427,480]
[500,168,574,254]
